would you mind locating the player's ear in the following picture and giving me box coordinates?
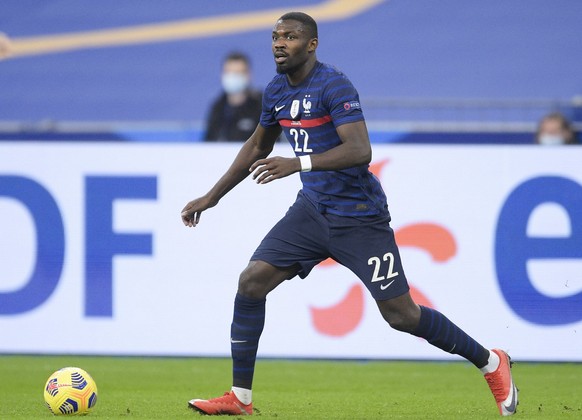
[308,38,318,53]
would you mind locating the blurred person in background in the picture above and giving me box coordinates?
[204,52,263,142]
[535,112,578,145]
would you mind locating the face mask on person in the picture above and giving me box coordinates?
[221,73,250,94]
[538,134,566,146]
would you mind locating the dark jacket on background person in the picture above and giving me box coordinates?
[204,90,263,142]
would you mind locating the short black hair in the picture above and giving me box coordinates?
[223,51,251,68]
[278,12,318,39]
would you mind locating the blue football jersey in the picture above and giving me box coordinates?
[260,62,388,217]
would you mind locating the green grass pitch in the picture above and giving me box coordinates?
[1,355,580,418]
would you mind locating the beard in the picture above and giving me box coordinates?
[275,54,308,75]
[275,61,302,75]
[275,62,290,74]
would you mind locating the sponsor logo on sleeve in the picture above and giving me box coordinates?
[343,100,361,111]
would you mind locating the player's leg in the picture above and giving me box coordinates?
[189,261,297,415]
[376,295,518,416]
[231,260,298,397]
[330,213,518,415]
[189,194,328,415]
[237,259,296,300]
[376,294,490,366]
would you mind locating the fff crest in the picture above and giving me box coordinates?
[290,100,300,119]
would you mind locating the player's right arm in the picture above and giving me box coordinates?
[181,124,282,227]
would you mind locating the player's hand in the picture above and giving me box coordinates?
[250,156,301,184]
[180,195,217,227]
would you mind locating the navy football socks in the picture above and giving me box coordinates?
[412,305,489,368]
[231,293,266,390]
[229,297,489,389]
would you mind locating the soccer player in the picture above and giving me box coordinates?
[181,12,518,417]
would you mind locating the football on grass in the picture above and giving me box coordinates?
[44,367,98,415]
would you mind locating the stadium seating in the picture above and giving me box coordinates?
[1,0,580,143]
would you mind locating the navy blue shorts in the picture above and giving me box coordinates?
[251,192,410,300]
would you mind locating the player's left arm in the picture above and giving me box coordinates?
[315,120,372,169]
[250,120,371,184]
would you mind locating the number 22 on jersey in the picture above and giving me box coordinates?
[290,128,312,153]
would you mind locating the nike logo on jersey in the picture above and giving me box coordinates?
[380,279,396,290]
[275,104,285,112]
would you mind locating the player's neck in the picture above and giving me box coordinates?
[286,57,318,86]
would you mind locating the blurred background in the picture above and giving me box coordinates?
[1,0,581,143]
[1,1,581,361]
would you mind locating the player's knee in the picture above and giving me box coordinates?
[377,297,421,333]
[383,312,417,333]
[237,263,273,299]
[237,270,265,299]
[237,260,296,299]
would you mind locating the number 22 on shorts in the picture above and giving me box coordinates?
[368,252,399,290]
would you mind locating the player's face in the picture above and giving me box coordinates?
[272,19,316,75]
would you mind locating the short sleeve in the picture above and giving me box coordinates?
[323,71,364,127]
[259,79,279,128]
